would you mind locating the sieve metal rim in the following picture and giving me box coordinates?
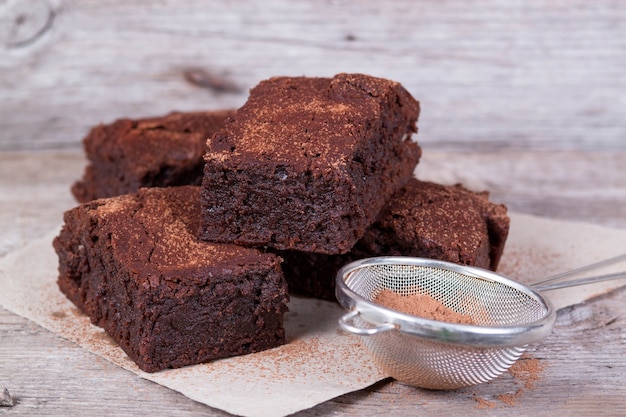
[336,256,557,348]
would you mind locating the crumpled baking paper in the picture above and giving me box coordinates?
[0,212,625,417]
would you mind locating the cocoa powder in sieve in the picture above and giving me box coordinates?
[373,289,475,324]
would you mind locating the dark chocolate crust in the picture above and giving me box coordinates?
[72,110,235,203]
[200,73,421,255]
[278,179,510,301]
[54,186,289,372]
[358,179,510,270]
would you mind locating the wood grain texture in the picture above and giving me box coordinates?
[1,0,625,415]
[1,0,625,151]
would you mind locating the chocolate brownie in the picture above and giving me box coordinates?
[72,109,235,203]
[278,179,510,301]
[200,73,421,255]
[53,186,289,372]
[359,179,510,270]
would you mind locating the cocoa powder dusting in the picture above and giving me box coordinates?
[507,353,546,389]
[472,353,546,408]
[374,289,475,324]
[496,391,521,406]
[473,395,496,409]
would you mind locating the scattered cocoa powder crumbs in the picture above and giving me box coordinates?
[222,335,381,386]
[373,289,475,324]
[471,352,546,409]
[473,394,496,409]
[496,389,523,407]
[508,352,546,389]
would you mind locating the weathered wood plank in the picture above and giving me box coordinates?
[1,0,625,151]
[415,148,626,229]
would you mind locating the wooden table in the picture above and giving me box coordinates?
[1,1,625,416]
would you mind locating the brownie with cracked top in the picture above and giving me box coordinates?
[278,179,510,301]
[72,109,235,203]
[53,186,288,372]
[199,73,421,255]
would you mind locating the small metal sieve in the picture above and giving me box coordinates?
[336,255,626,390]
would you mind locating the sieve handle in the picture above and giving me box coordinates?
[338,310,397,336]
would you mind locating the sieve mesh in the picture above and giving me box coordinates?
[362,328,527,389]
[345,264,547,326]
[337,258,553,389]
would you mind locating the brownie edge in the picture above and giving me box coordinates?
[277,179,510,301]
[54,186,289,372]
[72,109,235,202]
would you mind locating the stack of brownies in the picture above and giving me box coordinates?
[54,73,510,373]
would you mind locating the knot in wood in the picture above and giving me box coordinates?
[0,0,54,48]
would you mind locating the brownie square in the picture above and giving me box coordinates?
[199,73,421,255]
[359,179,510,270]
[53,186,289,372]
[72,109,235,203]
[278,179,510,301]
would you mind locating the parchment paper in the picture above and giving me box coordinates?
[0,212,625,417]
